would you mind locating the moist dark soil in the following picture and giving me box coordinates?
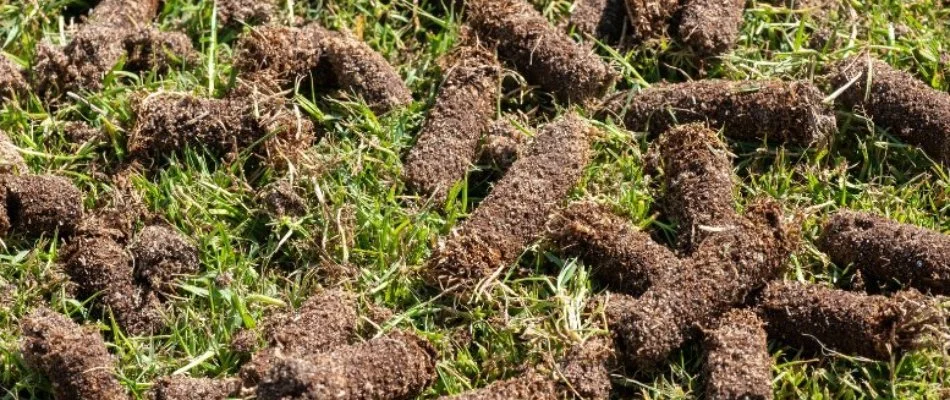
[569,0,627,44]
[547,201,681,296]
[464,0,617,104]
[233,24,326,89]
[239,289,358,385]
[422,113,592,293]
[758,281,939,360]
[256,180,307,218]
[624,0,680,42]
[0,129,27,175]
[20,307,127,400]
[255,331,437,400]
[0,56,29,100]
[321,30,413,113]
[148,376,241,400]
[403,45,501,199]
[650,123,737,252]
[217,0,278,27]
[702,309,771,400]
[826,56,950,164]
[5,174,83,238]
[676,0,746,57]
[600,79,836,145]
[819,210,950,295]
[607,201,795,369]
[476,118,527,171]
[129,225,199,295]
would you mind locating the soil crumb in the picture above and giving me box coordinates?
[20,307,126,400]
[624,0,680,42]
[129,225,199,295]
[758,281,940,360]
[0,56,29,100]
[217,0,278,27]
[547,201,681,296]
[256,180,307,218]
[676,0,746,57]
[608,201,794,369]
[702,309,772,400]
[423,113,593,293]
[149,376,241,400]
[476,118,527,171]
[826,56,950,164]
[569,0,627,44]
[5,174,83,238]
[650,123,737,252]
[239,289,358,385]
[256,331,437,400]
[600,79,836,145]
[465,0,617,104]
[233,24,325,89]
[819,210,950,295]
[403,45,501,199]
[0,129,27,175]
[321,30,413,113]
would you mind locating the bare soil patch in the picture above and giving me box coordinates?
[676,0,746,57]
[702,309,771,400]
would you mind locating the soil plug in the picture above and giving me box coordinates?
[676,0,746,57]
[702,309,772,400]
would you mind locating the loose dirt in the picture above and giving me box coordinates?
[0,129,26,175]
[624,0,680,42]
[569,0,627,44]
[321,30,413,113]
[88,0,161,30]
[676,0,746,57]
[233,24,326,90]
[758,281,939,360]
[600,79,836,145]
[423,113,593,293]
[819,210,950,295]
[148,376,241,400]
[129,225,199,295]
[702,309,771,400]
[256,180,308,218]
[403,45,501,199]
[465,0,617,104]
[255,331,437,400]
[20,307,127,400]
[0,56,29,100]
[442,371,559,400]
[547,201,681,296]
[4,174,83,238]
[650,123,737,252]
[826,56,950,164]
[476,118,527,172]
[217,0,278,27]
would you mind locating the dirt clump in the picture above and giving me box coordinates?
[477,118,527,171]
[442,370,559,400]
[20,307,127,400]
[702,309,772,400]
[63,121,103,144]
[826,56,950,164]
[0,56,29,100]
[320,30,414,113]
[422,113,593,293]
[233,24,326,89]
[217,0,278,27]
[547,201,681,296]
[676,0,746,57]
[403,45,501,199]
[464,0,617,104]
[255,331,437,400]
[758,281,940,360]
[0,129,27,175]
[600,79,836,145]
[123,28,197,72]
[256,180,307,218]
[4,174,83,238]
[569,0,627,44]
[624,0,680,42]
[607,201,794,369]
[819,210,950,295]
[88,0,161,30]
[650,123,737,252]
[149,376,241,400]
[129,225,199,295]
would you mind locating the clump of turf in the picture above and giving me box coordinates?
[600,79,836,145]
[547,201,681,296]
[675,0,746,57]
[423,112,593,293]
[255,331,437,400]
[624,0,680,42]
[129,225,199,295]
[403,45,501,199]
[649,123,737,252]
[826,56,950,164]
[232,24,326,89]
[217,0,278,27]
[758,281,940,360]
[702,309,772,400]
[819,210,950,295]
[20,307,127,400]
[4,174,83,238]
[148,376,241,400]
[569,0,627,44]
[476,118,527,171]
[0,56,29,100]
[464,0,617,104]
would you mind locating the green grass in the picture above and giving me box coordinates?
[1,0,949,398]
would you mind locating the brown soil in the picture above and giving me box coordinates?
[256,180,307,218]
[88,0,161,30]
[0,129,27,175]
[758,281,939,360]
[255,331,437,400]
[476,118,527,171]
[63,121,103,144]
[403,45,501,199]
[826,56,950,164]
[5,174,83,238]
[0,182,8,236]
[650,123,737,252]
[20,307,127,400]
[422,113,593,293]
[320,30,414,113]
[819,210,950,295]
[124,28,198,73]
[233,24,326,89]
[624,0,680,42]
[569,0,627,44]
[129,225,199,295]
[0,56,29,100]
[217,0,278,27]
[702,309,771,400]
[442,371,559,400]
[149,376,241,400]
[676,0,746,57]
[607,201,794,369]
[464,0,617,104]
[600,79,836,145]
[239,289,358,385]
[547,201,681,296]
